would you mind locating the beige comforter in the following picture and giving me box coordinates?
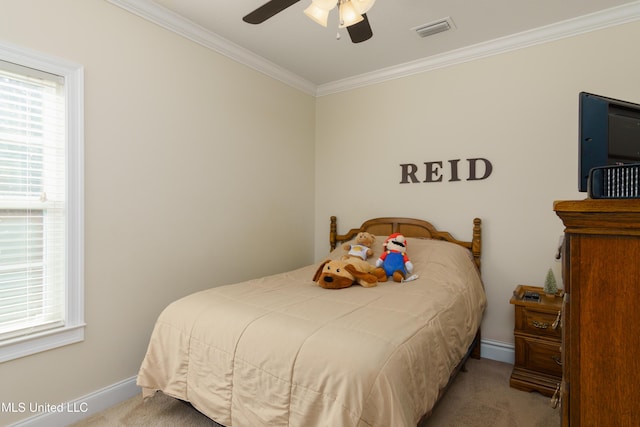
[137,238,486,427]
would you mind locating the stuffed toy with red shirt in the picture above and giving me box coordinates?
[374,233,414,282]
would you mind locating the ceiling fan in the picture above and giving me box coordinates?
[243,0,376,43]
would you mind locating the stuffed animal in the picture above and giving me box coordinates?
[313,259,379,289]
[340,255,385,277]
[374,233,414,282]
[340,231,382,276]
[342,232,376,261]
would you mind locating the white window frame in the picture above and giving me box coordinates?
[0,41,84,363]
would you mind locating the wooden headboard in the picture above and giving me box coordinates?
[330,216,482,272]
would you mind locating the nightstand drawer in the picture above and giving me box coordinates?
[514,306,562,339]
[514,334,562,377]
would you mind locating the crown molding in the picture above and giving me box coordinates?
[106,0,317,96]
[108,0,640,97]
[317,1,640,95]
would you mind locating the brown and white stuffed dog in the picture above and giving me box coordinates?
[313,259,379,289]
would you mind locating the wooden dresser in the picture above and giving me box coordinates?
[554,199,640,427]
[509,285,563,397]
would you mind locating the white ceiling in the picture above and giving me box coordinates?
[109,0,640,95]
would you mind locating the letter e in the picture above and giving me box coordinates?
[424,162,443,183]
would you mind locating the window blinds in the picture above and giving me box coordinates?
[0,61,66,341]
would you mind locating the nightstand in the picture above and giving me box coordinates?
[509,285,563,397]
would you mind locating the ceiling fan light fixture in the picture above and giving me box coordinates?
[243,0,373,43]
[338,0,363,28]
[351,0,375,14]
[304,3,331,27]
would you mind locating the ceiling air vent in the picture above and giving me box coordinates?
[412,17,455,38]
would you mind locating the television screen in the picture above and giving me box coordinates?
[608,112,640,161]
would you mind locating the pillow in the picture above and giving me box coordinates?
[331,235,451,260]
[328,235,478,285]
[329,235,442,259]
[405,237,475,274]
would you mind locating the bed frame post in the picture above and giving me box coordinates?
[330,216,337,250]
[471,217,482,360]
[472,218,481,272]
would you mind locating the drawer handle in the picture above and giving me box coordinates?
[532,320,549,329]
[552,355,562,366]
[550,383,561,409]
[552,310,562,330]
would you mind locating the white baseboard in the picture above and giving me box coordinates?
[481,339,515,364]
[8,339,514,426]
[8,376,140,427]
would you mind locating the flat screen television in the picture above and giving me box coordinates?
[579,92,640,192]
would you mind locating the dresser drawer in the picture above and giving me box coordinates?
[514,334,562,377]
[514,305,562,339]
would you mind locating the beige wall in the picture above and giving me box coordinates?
[314,20,640,348]
[0,1,315,424]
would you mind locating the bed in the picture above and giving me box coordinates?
[137,216,486,427]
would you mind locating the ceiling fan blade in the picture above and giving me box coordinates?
[347,13,373,43]
[243,0,301,24]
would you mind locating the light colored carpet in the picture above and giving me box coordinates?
[71,358,559,427]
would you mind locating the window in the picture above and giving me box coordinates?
[0,42,84,362]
